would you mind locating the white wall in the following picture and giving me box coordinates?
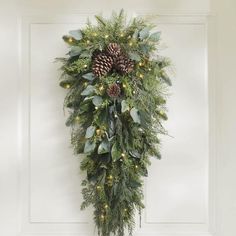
[210,1,236,236]
[0,2,19,236]
[0,0,236,236]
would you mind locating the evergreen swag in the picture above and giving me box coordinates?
[57,10,171,236]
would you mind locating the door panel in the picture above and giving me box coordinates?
[19,15,210,235]
[146,23,208,224]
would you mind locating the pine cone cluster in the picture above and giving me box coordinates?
[92,43,134,77]
[107,83,121,98]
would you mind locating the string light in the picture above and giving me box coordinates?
[132,91,136,95]
[104,204,109,209]
[100,214,105,220]
[84,82,88,86]
[75,116,80,121]
[122,84,126,88]
[139,62,143,66]
[83,64,88,68]
[68,37,73,43]
[135,165,138,169]
[65,84,70,89]
[108,175,113,180]
[93,33,98,37]
[96,129,101,135]
[86,40,90,44]
[159,111,164,115]
[139,74,144,79]
[148,68,152,71]
[99,85,104,91]
[120,33,124,37]
[129,41,133,46]
[114,114,118,118]
[95,106,98,110]
[121,153,125,158]
[124,208,128,212]
[105,34,109,39]
[96,185,101,190]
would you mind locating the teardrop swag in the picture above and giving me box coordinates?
[57,10,171,236]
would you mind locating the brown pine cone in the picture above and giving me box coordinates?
[106,43,122,57]
[114,53,134,75]
[107,83,121,98]
[92,49,102,61]
[92,52,114,77]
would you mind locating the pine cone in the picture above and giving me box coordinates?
[106,43,121,57]
[107,83,121,98]
[114,53,134,75]
[92,49,102,61]
[92,52,114,77]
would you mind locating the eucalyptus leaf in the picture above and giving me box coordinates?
[108,119,115,137]
[92,96,103,107]
[149,31,161,41]
[85,126,96,138]
[97,111,108,126]
[111,142,122,162]
[82,73,95,81]
[98,140,110,154]
[139,27,150,40]
[84,140,96,153]
[84,96,94,101]
[81,85,95,96]
[69,29,83,40]
[121,100,129,113]
[128,52,141,61]
[69,46,82,57]
[130,108,141,124]
[140,44,149,55]
[129,150,141,159]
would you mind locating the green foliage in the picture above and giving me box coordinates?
[57,10,171,236]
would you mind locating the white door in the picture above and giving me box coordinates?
[0,1,236,236]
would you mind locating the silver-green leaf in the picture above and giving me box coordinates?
[69,30,83,40]
[121,100,129,113]
[139,27,150,40]
[111,142,122,162]
[98,140,110,154]
[130,107,141,124]
[69,46,82,57]
[82,73,95,81]
[149,31,161,41]
[85,126,96,138]
[128,52,141,61]
[84,140,96,153]
[81,85,95,96]
[92,96,103,107]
